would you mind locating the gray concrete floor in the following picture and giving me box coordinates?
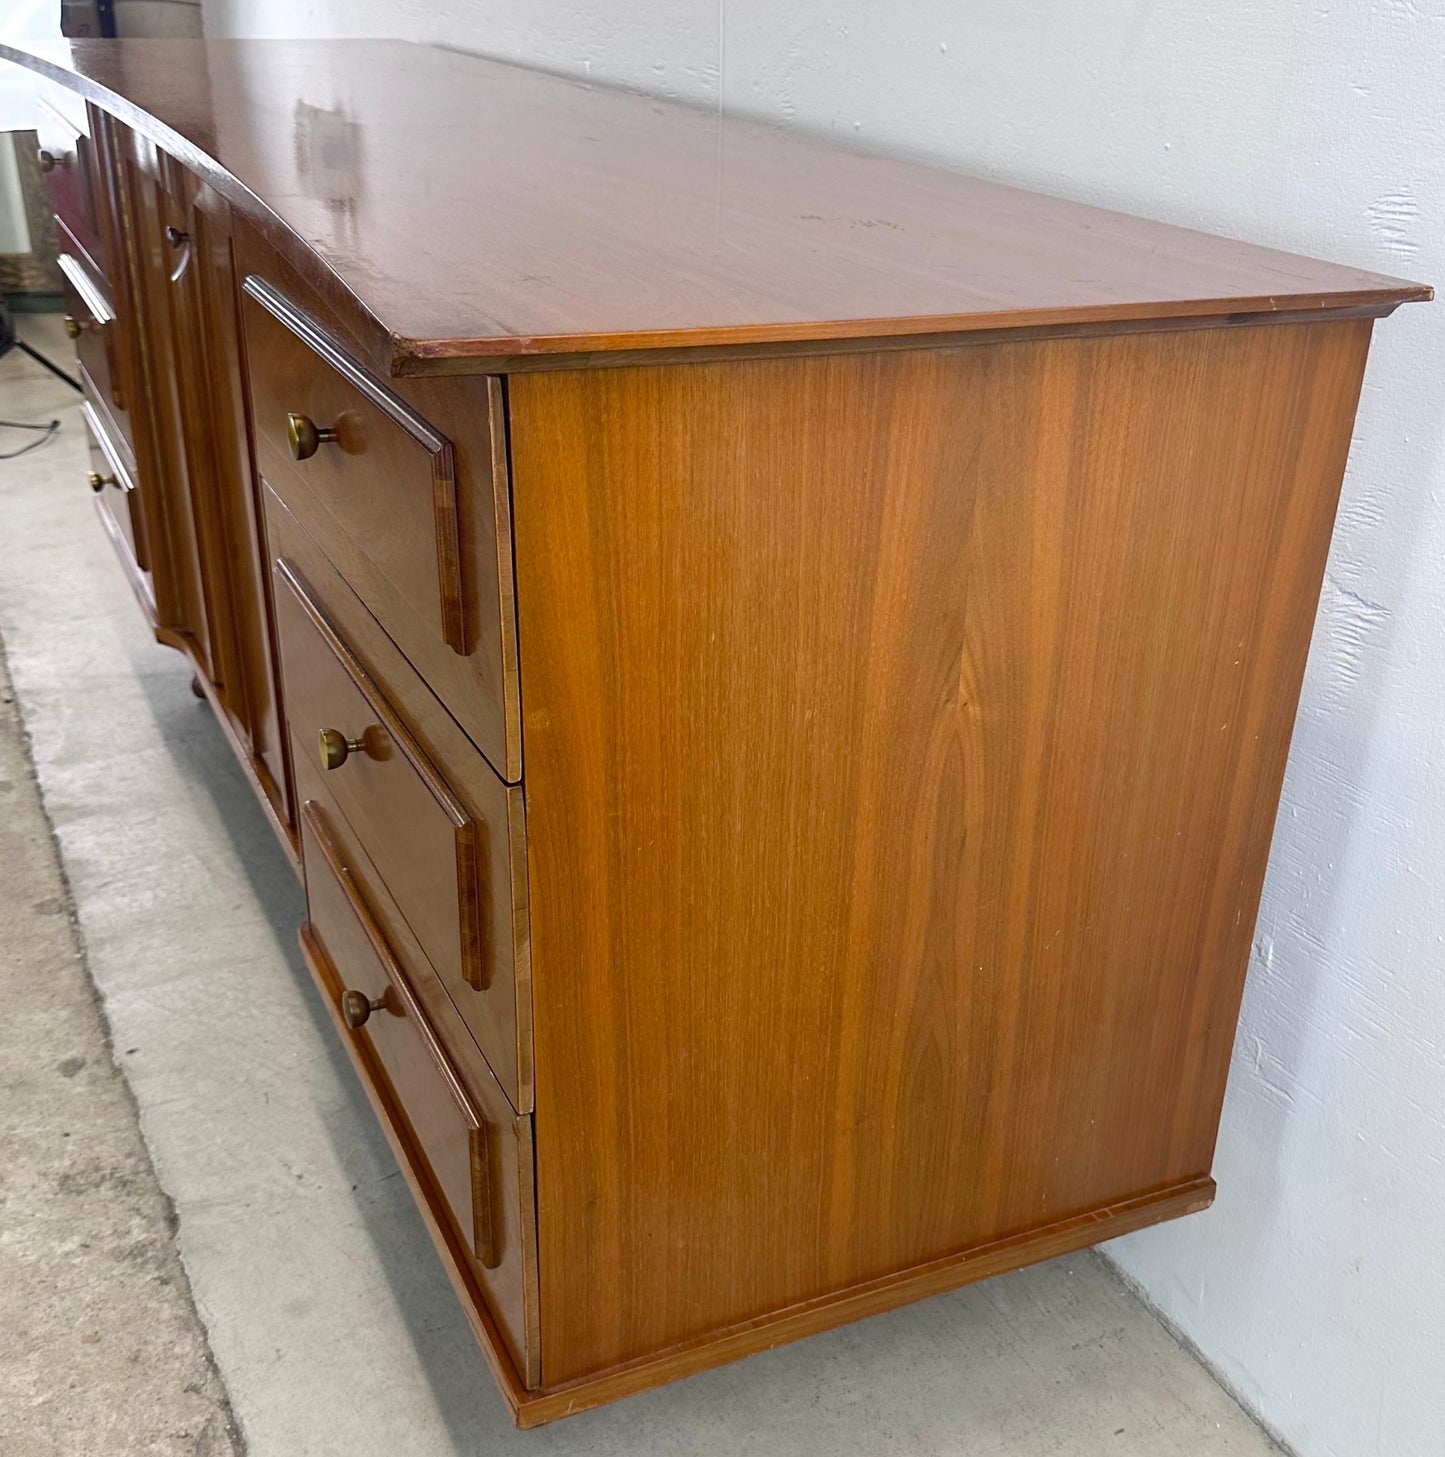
[0,647,240,1456]
[0,314,1283,1456]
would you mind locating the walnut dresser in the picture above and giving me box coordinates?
[2,37,1429,1425]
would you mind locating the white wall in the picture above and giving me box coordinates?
[0,0,57,250]
[0,141,31,255]
[202,4,1445,1454]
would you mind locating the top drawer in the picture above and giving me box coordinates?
[36,89,110,287]
[240,276,517,779]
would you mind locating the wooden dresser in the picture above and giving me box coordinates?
[2,38,1428,1425]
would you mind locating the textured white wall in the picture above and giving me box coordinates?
[202,4,1445,1454]
[0,142,31,254]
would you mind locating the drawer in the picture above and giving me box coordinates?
[239,273,517,778]
[269,534,530,1111]
[36,90,109,285]
[242,279,467,659]
[300,801,539,1387]
[60,255,134,460]
[81,399,152,603]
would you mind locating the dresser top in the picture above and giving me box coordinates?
[5,38,1428,374]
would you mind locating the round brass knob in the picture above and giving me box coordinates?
[64,315,86,339]
[286,412,339,461]
[341,988,385,1029]
[37,149,60,173]
[318,726,366,771]
[164,224,189,249]
[88,471,115,492]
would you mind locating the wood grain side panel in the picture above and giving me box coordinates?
[511,321,1373,1382]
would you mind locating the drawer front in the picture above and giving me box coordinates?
[238,272,516,779]
[243,279,467,642]
[300,802,538,1385]
[36,92,109,284]
[81,398,151,590]
[264,483,532,1111]
[60,255,134,460]
[275,557,483,988]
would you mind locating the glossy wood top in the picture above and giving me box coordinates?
[4,39,1428,374]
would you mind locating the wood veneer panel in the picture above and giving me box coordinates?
[0,41,1426,373]
[510,1176,1214,1425]
[511,320,1373,1382]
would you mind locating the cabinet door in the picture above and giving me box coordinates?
[117,133,213,670]
[185,180,293,834]
[118,133,292,837]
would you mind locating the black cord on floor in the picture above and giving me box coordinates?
[0,418,62,461]
[9,337,83,393]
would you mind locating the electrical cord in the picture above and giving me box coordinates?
[0,417,62,460]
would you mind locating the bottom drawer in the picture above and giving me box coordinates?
[300,800,540,1388]
[81,399,154,620]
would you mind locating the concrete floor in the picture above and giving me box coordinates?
[0,648,240,1456]
[0,314,1284,1456]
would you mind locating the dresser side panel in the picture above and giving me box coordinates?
[511,322,1372,1383]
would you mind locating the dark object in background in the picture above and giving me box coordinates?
[65,2,202,39]
[0,294,79,401]
[61,1,116,38]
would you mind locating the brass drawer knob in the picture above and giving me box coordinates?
[318,726,365,770]
[37,149,61,173]
[87,471,115,492]
[341,988,386,1029]
[164,224,189,249]
[64,314,88,339]
[286,411,339,461]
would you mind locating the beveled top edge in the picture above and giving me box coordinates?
[3,39,1429,378]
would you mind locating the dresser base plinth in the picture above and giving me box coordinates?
[511,1176,1214,1427]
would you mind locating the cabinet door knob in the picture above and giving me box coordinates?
[318,726,366,770]
[340,988,386,1029]
[87,471,115,492]
[64,314,88,339]
[286,411,339,461]
[37,149,61,172]
[164,224,189,249]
